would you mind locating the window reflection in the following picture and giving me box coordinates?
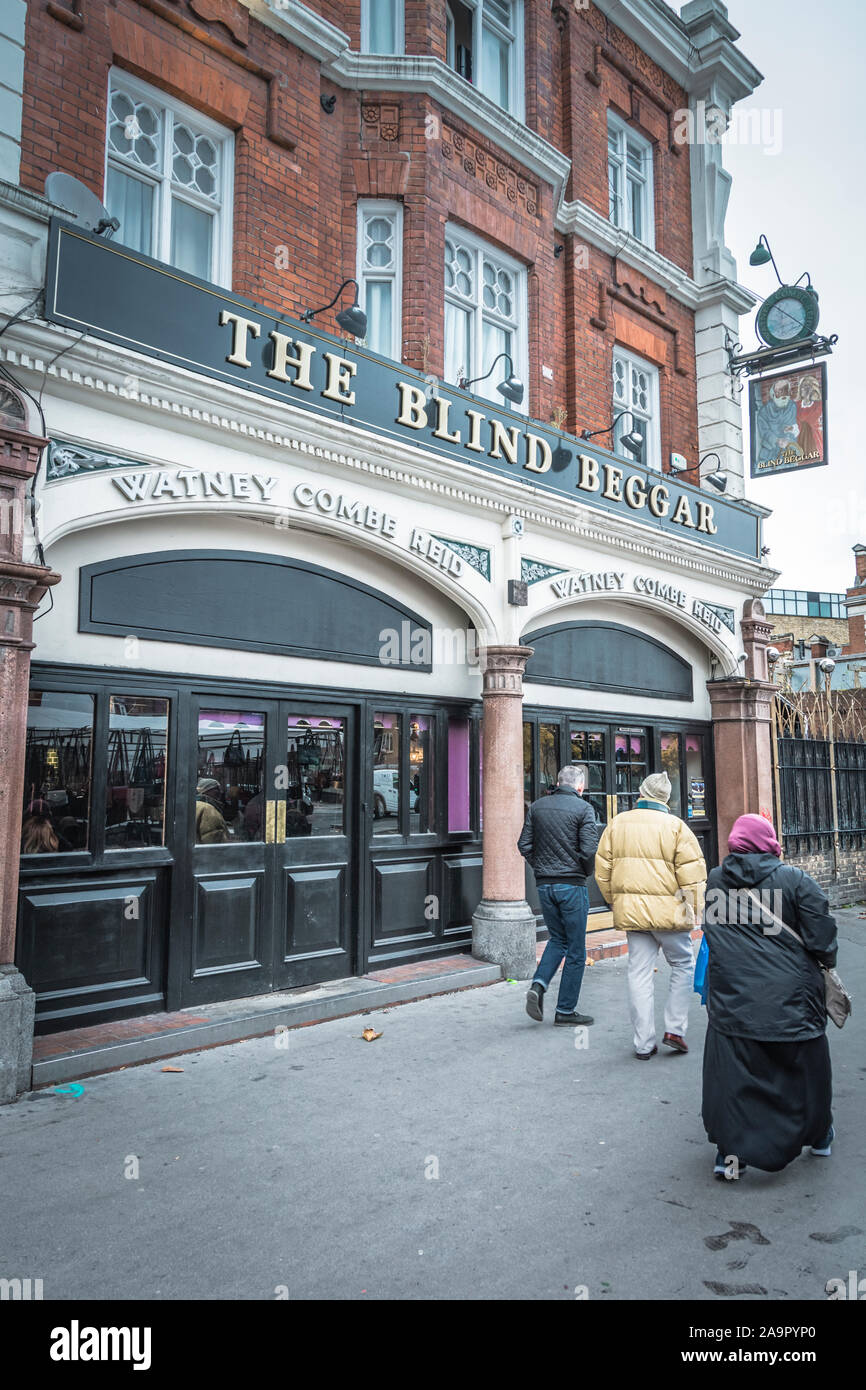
[522,721,533,808]
[106,696,169,847]
[373,712,401,834]
[196,710,265,842]
[570,727,607,827]
[286,717,345,836]
[22,690,94,853]
[409,714,433,833]
[615,727,647,814]
[660,733,682,819]
[540,723,559,792]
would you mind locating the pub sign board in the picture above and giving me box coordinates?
[44,220,762,560]
[749,362,829,479]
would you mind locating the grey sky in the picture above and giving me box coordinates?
[721,0,862,594]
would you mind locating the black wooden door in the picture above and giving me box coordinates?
[181,698,280,1006]
[272,703,356,989]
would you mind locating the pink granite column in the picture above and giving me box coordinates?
[0,388,61,1101]
[471,645,537,978]
[707,601,777,855]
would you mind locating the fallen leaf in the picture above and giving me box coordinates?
[361,1027,382,1042]
[161,1065,184,1073]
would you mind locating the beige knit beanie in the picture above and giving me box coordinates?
[638,772,672,804]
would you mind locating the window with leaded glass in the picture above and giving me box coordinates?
[612,345,660,471]
[105,71,233,286]
[357,202,402,360]
[444,224,527,412]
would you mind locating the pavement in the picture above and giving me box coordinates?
[1,908,863,1302]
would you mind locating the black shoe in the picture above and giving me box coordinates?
[811,1124,835,1157]
[525,983,544,1022]
[635,1045,658,1060]
[554,1010,594,1026]
[713,1150,748,1180]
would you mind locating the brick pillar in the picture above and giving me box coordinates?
[708,599,777,854]
[0,392,60,1102]
[843,544,866,656]
[471,645,537,979]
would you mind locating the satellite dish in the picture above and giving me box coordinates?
[44,172,120,236]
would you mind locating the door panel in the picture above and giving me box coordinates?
[18,869,167,1031]
[192,871,265,976]
[372,856,436,946]
[281,865,346,956]
[183,700,276,1005]
[272,704,355,988]
[442,853,482,934]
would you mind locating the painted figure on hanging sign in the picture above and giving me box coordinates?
[749,361,828,477]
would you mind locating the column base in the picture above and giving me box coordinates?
[0,966,35,1104]
[472,899,538,979]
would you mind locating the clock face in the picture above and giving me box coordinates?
[757,285,820,348]
[766,297,807,341]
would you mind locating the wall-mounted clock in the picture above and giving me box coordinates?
[756,284,820,348]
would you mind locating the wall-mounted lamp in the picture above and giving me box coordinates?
[748,234,784,287]
[554,244,564,258]
[459,352,524,404]
[320,94,337,114]
[301,278,367,338]
[581,410,644,460]
[699,452,728,493]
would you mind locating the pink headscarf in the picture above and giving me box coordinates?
[728,813,782,857]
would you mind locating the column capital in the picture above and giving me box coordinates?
[707,676,777,722]
[0,557,61,650]
[740,597,775,682]
[480,644,534,696]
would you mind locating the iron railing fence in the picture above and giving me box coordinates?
[772,683,866,859]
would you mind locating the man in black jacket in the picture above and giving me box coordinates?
[518,764,599,1026]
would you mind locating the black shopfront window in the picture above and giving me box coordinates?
[106,696,169,847]
[21,681,174,863]
[22,690,94,854]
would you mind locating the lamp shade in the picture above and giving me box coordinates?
[498,373,524,405]
[336,303,367,338]
[749,240,772,267]
[705,471,728,493]
[621,429,645,458]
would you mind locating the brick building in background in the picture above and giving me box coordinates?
[0,0,778,1099]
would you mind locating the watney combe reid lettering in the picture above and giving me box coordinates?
[217,311,719,537]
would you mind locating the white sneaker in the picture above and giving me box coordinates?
[811,1124,835,1157]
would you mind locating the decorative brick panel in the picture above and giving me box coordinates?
[442,124,539,218]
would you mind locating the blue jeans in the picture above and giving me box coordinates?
[534,883,589,1014]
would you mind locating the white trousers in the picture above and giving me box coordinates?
[626,930,695,1055]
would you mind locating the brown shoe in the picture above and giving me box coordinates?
[663,1032,688,1053]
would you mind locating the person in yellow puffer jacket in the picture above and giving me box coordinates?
[594,771,706,1060]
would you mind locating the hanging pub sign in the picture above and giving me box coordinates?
[749,362,828,478]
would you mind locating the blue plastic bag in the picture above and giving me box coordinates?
[693,934,709,1006]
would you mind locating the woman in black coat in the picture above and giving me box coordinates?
[701,813,837,1178]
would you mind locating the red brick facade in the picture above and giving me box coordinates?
[843,546,866,656]
[20,0,700,481]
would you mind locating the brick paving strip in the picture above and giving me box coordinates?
[31,927,674,1088]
